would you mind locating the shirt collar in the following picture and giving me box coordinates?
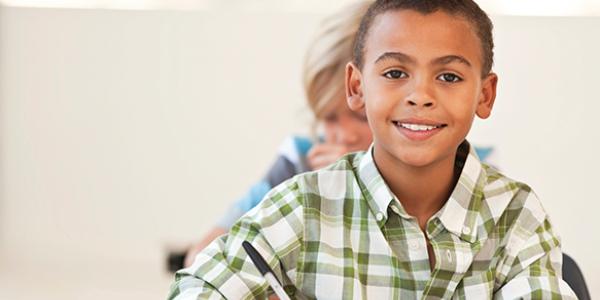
[436,141,484,243]
[356,144,396,227]
[356,141,485,243]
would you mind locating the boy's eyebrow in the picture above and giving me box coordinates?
[374,52,415,65]
[432,55,472,67]
[373,52,472,68]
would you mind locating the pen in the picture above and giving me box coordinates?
[242,241,291,300]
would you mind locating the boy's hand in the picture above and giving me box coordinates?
[307,143,348,170]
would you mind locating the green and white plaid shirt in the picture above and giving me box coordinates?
[169,142,576,299]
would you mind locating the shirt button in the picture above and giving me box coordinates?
[375,212,384,221]
[409,241,420,251]
[462,226,471,235]
[446,250,453,263]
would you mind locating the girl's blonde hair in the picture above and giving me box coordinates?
[303,1,372,120]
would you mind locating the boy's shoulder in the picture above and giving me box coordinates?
[260,151,363,201]
[256,151,365,217]
[289,151,364,197]
[477,163,549,238]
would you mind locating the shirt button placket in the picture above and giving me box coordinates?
[409,240,420,251]
[462,226,471,235]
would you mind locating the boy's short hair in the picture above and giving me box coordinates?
[352,0,494,77]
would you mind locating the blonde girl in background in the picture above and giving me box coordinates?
[184,1,374,267]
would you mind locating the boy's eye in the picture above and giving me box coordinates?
[437,73,462,83]
[383,70,408,79]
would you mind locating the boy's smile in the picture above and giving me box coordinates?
[392,117,447,141]
[346,9,497,172]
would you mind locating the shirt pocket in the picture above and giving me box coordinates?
[453,269,494,300]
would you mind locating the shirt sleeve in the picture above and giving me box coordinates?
[494,218,577,299]
[168,179,305,300]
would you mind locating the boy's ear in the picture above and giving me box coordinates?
[476,73,498,119]
[345,62,365,111]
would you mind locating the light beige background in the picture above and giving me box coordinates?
[0,6,598,299]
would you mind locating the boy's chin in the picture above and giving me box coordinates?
[376,144,435,168]
[390,145,453,169]
[396,152,439,168]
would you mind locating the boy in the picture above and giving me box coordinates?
[168,0,576,298]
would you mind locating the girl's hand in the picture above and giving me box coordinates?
[307,143,349,170]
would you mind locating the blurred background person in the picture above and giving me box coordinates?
[184,0,374,267]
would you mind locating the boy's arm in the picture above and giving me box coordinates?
[494,218,577,299]
[169,180,305,300]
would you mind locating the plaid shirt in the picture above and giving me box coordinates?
[169,142,576,299]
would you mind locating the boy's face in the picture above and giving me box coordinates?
[346,10,497,169]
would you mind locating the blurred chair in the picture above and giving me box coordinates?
[563,253,591,300]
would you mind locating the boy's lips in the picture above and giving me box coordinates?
[391,118,447,141]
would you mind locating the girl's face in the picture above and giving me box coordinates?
[320,97,373,152]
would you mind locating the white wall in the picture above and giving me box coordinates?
[470,17,600,296]
[0,6,597,299]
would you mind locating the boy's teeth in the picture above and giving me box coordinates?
[399,123,438,131]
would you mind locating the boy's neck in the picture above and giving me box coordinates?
[373,146,460,231]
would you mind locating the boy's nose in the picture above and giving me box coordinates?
[406,98,434,107]
[405,80,436,108]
